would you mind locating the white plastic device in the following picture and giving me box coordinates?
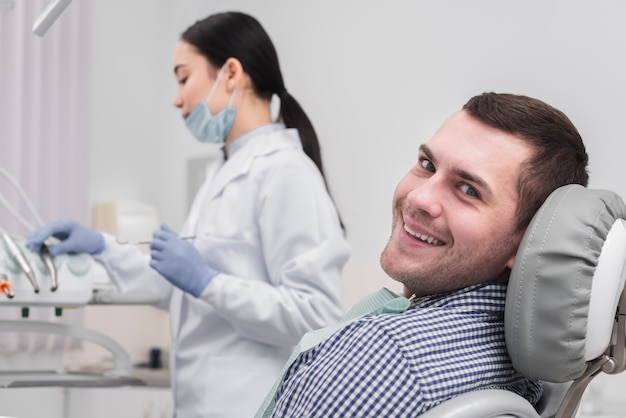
[586,218,626,360]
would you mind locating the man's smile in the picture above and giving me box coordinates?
[403,224,445,246]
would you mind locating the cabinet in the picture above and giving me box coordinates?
[67,387,172,418]
[0,388,66,418]
[0,386,171,418]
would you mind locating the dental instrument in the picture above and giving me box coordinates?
[0,274,14,298]
[116,235,196,245]
[1,232,39,293]
[40,244,58,292]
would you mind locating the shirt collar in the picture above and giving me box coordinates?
[409,282,508,311]
[222,123,285,159]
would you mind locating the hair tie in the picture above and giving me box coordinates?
[278,89,289,99]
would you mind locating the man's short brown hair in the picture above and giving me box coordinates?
[463,92,589,230]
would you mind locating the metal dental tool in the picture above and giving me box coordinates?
[1,232,39,293]
[40,243,58,291]
[0,273,14,298]
[116,235,196,245]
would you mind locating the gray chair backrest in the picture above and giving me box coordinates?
[506,184,626,380]
[506,184,626,416]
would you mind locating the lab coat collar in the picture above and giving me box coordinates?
[225,123,285,158]
[205,125,302,202]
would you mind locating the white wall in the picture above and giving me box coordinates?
[90,0,626,266]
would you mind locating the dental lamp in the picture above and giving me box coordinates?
[32,0,72,37]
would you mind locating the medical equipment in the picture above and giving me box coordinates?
[116,235,196,246]
[0,274,13,298]
[0,168,157,388]
[1,232,39,293]
[40,244,58,291]
[32,0,72,36]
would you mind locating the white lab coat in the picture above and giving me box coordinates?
[95,124,351,417]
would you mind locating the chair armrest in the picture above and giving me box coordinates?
[418,389,540,418]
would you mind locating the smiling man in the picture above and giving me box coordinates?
[381,110,533,296]
[257,92,589,417]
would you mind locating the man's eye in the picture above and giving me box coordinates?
[460,183,480,199]
[420,158,435,172]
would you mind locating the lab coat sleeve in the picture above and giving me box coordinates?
[93,233,174,311]
[200,160,351,347]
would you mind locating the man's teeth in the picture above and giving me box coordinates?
[403,224,441,245]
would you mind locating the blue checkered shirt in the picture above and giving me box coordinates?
[270,283,543,417]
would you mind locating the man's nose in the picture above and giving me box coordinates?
[405,177,444,218]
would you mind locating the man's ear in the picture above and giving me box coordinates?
[506,251,518,270]
[222,57,244,92]
[506,229,526,270]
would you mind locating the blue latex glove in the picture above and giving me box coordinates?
[26,219,105,256]
[149,224,218,297]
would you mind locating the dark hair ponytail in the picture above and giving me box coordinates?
[278,91,325,179]
[182,11,343,230]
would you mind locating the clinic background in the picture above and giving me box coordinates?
[2,0,626,416]
[92,0,626,302]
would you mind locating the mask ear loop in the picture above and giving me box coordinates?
[227,83,239,107]
[204,65,227,104]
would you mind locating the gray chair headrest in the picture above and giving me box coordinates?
[505,184,626,382]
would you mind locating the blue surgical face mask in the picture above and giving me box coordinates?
[185,66,238,144]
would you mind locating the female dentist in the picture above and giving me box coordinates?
[26,11,350,418]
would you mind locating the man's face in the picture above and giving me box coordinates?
[380,110,534,297]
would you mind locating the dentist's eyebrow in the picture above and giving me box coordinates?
[420,143,493,197]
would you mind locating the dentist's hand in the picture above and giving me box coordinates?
[26,219,105,256]
[149,224,218,297]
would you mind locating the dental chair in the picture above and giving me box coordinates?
[420,184,626,418]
